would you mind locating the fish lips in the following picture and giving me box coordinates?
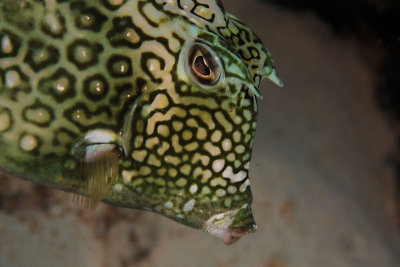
[204,203,257,245]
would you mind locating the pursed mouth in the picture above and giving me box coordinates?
[221,222,257,245]
[204,204,257,245]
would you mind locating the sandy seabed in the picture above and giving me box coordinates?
[1,0,400,266]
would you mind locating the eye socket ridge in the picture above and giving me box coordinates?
[186,43,223,87]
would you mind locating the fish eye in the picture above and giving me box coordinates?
[186,43,222,86]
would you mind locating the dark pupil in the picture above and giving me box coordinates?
[194,56,210,76]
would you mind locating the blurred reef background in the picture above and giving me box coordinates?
[1,0,400,266]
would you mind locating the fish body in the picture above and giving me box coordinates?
[0,0,281,244]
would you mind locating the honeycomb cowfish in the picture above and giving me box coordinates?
[0,0,281,244]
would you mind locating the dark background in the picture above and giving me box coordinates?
[264,0,400,194]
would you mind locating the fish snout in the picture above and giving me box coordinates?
[205,204,257,245]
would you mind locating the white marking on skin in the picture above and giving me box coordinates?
[168,168,178,177]
[201,186,211,195]
[171,134,183,153]
[233,131,241,143]
[114,184,123,192]
[196,127,207,140]
[183,199,196,213]
[148,154,161,167]
[176,178,187,187]
[152,94,170,110]
[182,130,192,140]
[241,99,251,107]
[5,70,21,88]
[239,179,250,192]
[234,160,241,169]
[177,190,185,197]
[211,178,227,187]
[233,115,242,125]
[95,82,102,92]
[227,153,235,162]
[202,170,213,182]
[216,189,226,197]
[20,135,38,151]
[191,153,210,166]
[204,142,221,156]
[180,0,195,10]
[242,123,250,133]
[125,29,140,44]
[25,107,51,124]
[145,108,186,135]
[235,145,245,154]
[189,183,198,194]
[222,139,232,152]
[139,166,151,176]
[164,201,174,208]
[109,0,124,5]
[0,112,11,132]
[37,50,46,60]
[56,82,66,92]
[228,185,237,194]
[1,36,12,54]
[84,129,118,144]
[184,142,199,151]
[122,170,135,183]
[243,110,252,121]
[146,137,160,149]
[215,112,233,133]
[132,177,143,187]
[189,109,215,130]
[157,125,170,137]
[222,166,247,183]
[149,62,156,71]
[80,48,88,58]
[211,130,222,143]
[212,159,225,173]
[81,15,93,26]
[244,162,250,170]
[157,142,170,155]
[45,0,58,10]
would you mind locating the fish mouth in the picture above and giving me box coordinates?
[204,204,257,245]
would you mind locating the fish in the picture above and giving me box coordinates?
[0,0,281,245]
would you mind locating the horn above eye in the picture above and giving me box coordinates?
[187,43,222,86]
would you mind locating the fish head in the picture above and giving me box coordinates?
[116,18,280,244]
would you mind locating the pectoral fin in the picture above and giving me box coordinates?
[71,129,121,209]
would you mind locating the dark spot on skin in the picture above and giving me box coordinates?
[106,55,133,78]
[83,73,109,100]
[0,29,22,57]
[41,10,66,39]
[71,3,108,32]
[38,68,76,103]
[24,39,60,72]
[66,39,103,70]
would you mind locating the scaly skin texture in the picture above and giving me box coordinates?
[0,0,281,244]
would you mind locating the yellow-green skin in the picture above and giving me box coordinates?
[0,0,281,244]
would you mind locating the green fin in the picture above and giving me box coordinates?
[225,13,283,88]
[72,130,121,209]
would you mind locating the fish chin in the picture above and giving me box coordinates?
[204,204,257,245]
